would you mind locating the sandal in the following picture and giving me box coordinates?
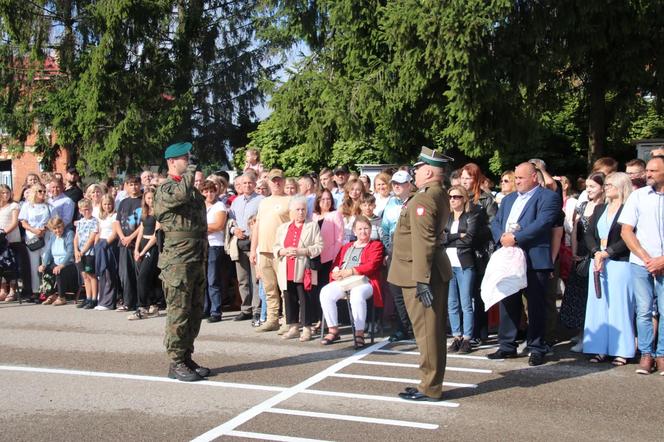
[611,357,627,366]
[116,305,129,312]
[320,332,340,345]
[589,354,607,363]
[354,334,366,349]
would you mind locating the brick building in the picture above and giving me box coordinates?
[0,56,70,200]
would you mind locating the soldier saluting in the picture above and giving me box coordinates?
[388,146,453,402]
[154,142,210,382]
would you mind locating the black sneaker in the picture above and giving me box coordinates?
[83,300,96,309]
[469,338,483,348]
[77,299,89,309]
[168,362,203,382]
[447,337,462,352]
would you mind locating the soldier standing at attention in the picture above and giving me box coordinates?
[388,146,453,402]
[154,142,210,382]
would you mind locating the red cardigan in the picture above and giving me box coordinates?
[330,239,385,307]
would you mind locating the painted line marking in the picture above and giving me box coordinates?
[330,372,478,389]
[266,407,438,430]
[226,431,330,442]
[375,349,502,361]
[354,360,492,374]
[191,339,392,442]
[0,365,286,392]
[394,340,500,350]
[302,389,459,408]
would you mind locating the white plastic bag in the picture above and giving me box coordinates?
[480,246,527,311]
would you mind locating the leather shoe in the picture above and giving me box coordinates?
[528,352,546,366]
[487,349,517,360]
[207,315,222,323]
[234,312,253,321]
[168,362,203,382]
[398,390,442,402]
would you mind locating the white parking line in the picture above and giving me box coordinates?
[226,431,330,442]
[191,340,392,442]
[0,365,286,392]
[354,360,492,374]
[375,349,502,361]
[330,372,478,388]
[266,407,439,429]
[301,389,459,408]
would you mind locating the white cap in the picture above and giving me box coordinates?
[391,170,412,184]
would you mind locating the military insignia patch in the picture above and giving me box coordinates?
[416,206,425,216]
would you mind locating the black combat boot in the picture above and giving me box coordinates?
[184,353,211,378]
[168,362,203,382]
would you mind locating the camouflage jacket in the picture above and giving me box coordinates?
[153,165,207,266]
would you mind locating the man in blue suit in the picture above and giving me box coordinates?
[487,162,561,366]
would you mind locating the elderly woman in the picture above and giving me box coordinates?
[18,183,52,301]
[320,215,384,348]
[583,172,635,365]
[38,216,77,306]
[274,196,323,341]
[444,185,485,354]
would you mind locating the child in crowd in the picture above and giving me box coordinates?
[243,148,264,176]
[359,193,382,242]
[74,199,99,309]
[95,194,119,310]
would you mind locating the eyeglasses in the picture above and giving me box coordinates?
[501,179,511,183]
[449,195,464,200]
[36,190,45,194]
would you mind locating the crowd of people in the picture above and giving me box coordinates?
[0,146,662,375]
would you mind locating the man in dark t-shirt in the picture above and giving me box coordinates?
[113,175,143,310]
[64,167,84,220]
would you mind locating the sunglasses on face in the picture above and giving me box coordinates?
[449,195,464,200]
[501,179,511,183]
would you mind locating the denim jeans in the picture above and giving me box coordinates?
[205,246,223,317]
[259,280,267,322]
[632,263,664,357]
[448,266,475,338]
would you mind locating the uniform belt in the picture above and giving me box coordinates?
[164,231,205,240]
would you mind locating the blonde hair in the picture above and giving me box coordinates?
[47,216,65,231]
[78,198,92,209]
[27,184,46,205]
[605,172,632,205]
[99,194,116,220]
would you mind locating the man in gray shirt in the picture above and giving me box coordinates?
[229,173,264,324]
[620,155,664,375]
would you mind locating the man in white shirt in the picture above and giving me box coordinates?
[619,155,664,375]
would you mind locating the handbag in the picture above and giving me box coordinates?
[26,235,45,251]
[335,274,369,291]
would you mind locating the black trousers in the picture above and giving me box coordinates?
[136,241,159,308]
[118,245,137,309]
[286,281,316,326]
[44,263,78,297]
[498,269,549,355]
[9,242,31,297]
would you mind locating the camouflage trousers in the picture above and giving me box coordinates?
[161,262,206,363]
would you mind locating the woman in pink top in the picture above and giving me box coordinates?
[312,189,344,321]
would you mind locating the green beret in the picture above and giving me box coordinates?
[164,142,192,159]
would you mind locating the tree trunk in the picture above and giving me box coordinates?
[587,68,606,169]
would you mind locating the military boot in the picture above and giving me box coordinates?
[168,362,203,382]
[185,353,210,378]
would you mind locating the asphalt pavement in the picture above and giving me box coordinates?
[0,301,661,442]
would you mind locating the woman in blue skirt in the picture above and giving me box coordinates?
[583,172,635,365]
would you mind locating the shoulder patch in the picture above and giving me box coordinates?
[416,206,425,216]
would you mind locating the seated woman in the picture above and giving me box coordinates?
[583,172,635,365]
[274,196,323,341]
[38,216,78,306]
[319,215,384,348]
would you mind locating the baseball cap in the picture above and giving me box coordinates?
[391,170,412,184]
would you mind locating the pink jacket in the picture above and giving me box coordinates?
[313,210,344,264]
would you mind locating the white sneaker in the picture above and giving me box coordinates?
[94,305,110,311]
[570,341,583,353]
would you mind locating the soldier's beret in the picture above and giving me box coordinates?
[413,146,454,168]
[164,142,193,159]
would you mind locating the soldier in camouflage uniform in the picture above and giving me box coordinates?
[153,142,210,382]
